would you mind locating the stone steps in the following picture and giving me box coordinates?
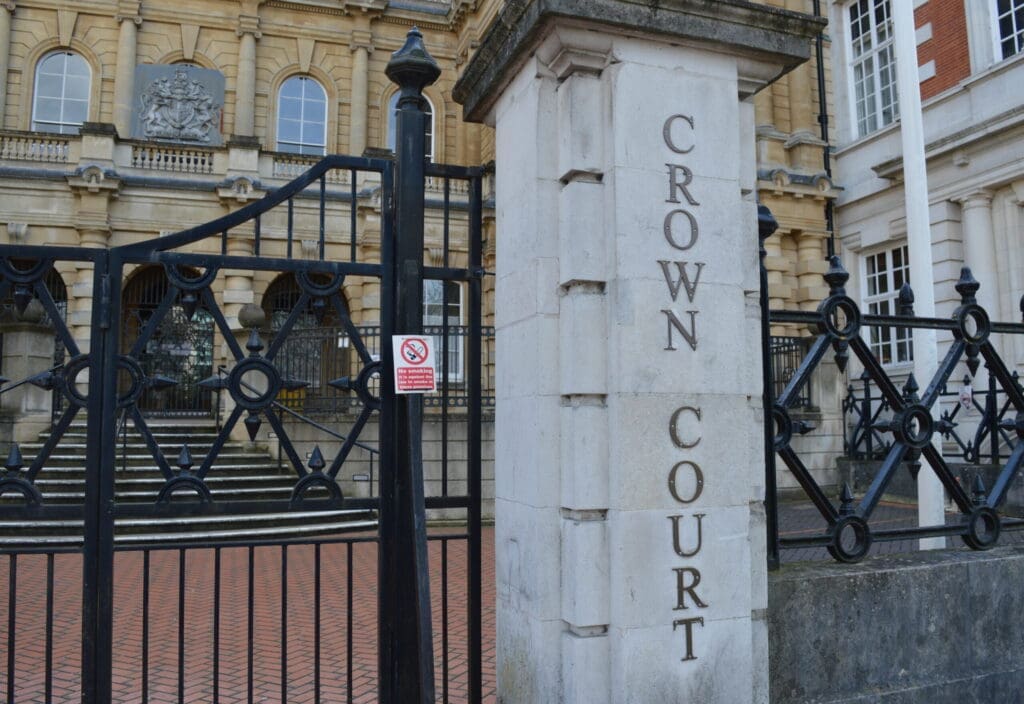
[0,509,378,547]
[1,418,376,545]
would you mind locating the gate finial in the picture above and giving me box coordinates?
[386,27,441,100]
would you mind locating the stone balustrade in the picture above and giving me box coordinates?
[0,130,72,163]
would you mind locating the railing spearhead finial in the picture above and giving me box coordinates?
[757,204,778,242]
[839,482,855,516]
[955,267,980,306]
[897,282,915,317]
[971,473,987,506]
[823,256,849,295]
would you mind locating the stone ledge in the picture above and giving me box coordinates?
[770,545,1024,703]
[453,0,825,122]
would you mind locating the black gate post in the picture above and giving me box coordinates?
[379,27,439,704]
[759,205,781,570]
[81,250,118,702]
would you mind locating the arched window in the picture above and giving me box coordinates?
[32,51,91,134]
[276,76,327,155]
[387,92,434,161]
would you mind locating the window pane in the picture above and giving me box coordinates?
[34,97,61,122]
[305,99,326,123]
[302,121,325,146]
[64,77,90,101]
[280,97,301,121]
[280,77,303,99]
[63,98,88,123]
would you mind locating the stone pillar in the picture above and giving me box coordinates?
[0,1,15,122]
[0,302,54,444]
[234,8,261,138]
[113,1,141,137]
[956,190,1001,320]
[67,123,120,350]
[349,26,372,155]
[453,3,821,702]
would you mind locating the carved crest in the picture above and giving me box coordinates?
[140,69,221,143]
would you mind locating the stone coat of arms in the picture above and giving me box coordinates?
[140,69,221,143]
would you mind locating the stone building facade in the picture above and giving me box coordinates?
[0,0,839,501]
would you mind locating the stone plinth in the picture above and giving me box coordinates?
[454,2,822,702]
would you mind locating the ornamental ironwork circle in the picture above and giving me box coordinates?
[953,304,991,345]
[0,257,49,285]
[164,263,217,291]
[355,360,384,410]
[296,269,344,298]
[227,357,283,411]
[964,506,1000,550]
[818,295,861,341]
[772,404,792,451]
[116,355,148,409]
[895,404,934,449]
[828,515,872,563]
[61,354,92,408]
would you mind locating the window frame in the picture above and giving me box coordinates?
[31,50,91,135]
[423,279,463,383]
[860,243,913,368]
[844,0,900,139]
[992,0,1024,61]
[387,91,435,161]
[275,75,328,156]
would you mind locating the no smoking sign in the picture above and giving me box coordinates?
[392,335,437,393]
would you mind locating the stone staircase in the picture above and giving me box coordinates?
[0,417,377,547]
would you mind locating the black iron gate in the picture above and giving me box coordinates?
[0,29,483,703]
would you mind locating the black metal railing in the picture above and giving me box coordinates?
[760,205,1024,566]
[0,530,490,703]
[771,336,814,409]
[844,369,1024,463]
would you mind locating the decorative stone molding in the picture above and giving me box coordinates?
[56,9,77,46]
[6,222,27,242]
[1,2,15,14]
[116,0,142,25]
[237,13,261,39]
[134,66,225,145]
[217,175,265,205]
[953,189,994,211]
[180,24,200,61]
[67,164,121,196]
[350,28,375,53]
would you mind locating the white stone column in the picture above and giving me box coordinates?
[454,3,821,702]
[234,11,260,138]
[113,1,141,137]
[349,41,371,155]
[957,190,1001,320]
[0,2,15,123]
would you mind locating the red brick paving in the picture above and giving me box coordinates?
[0,528,496,703]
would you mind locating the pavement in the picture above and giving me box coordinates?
[2,502,1022,702]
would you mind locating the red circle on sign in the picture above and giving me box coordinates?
[400,337,429,365]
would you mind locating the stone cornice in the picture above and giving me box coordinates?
[453,0,825,123]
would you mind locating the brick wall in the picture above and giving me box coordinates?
[915,0,971,100]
